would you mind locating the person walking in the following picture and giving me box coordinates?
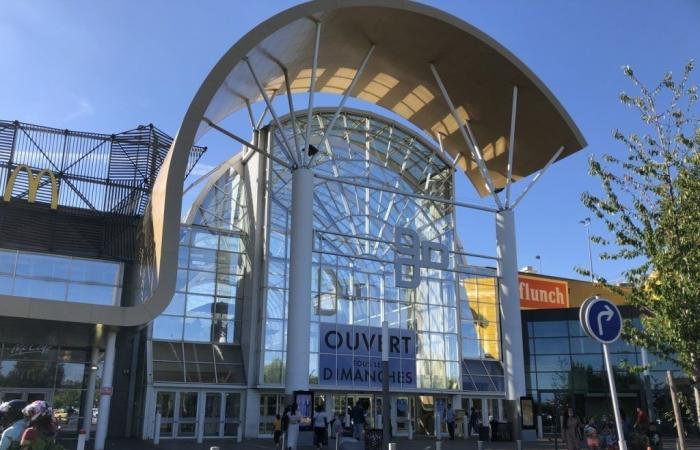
[287,404,300,450]
[562,408,583,450]
[0,400,27,450]
[468,407,479,437]
[351,402,366,441]
[273,414,282,450]
[634,407,649,435]
[445,404,456,440]
[313,405,329,450]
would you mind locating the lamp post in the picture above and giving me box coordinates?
[535,255,542,274]
[579,218,594,282]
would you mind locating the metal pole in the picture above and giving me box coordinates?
[602,344,628,450]
[667,370,688,450]
[382,321,391,449]
[94,329,117,450]
[303,20,322,166]
[82,346,99,440]
[285,167,314,393]
[153,413,162,445]
[496,209,525,442]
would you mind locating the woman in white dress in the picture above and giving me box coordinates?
[287,403,301,450]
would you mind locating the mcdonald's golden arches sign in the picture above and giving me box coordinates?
[2,165,58,210]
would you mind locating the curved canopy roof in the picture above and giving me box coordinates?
[200,0,586,193]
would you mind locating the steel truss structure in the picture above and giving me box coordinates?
[0,120,206,216]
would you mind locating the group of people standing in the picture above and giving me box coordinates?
[272,402,368,450]
[562,407,660,450]
[0,400,62,450]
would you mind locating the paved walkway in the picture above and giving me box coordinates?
[84,436,700,450]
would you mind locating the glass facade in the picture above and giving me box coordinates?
[0,248,122,305]
[149,164,250,384]
[259,111,502,392]
[523,306,686,432]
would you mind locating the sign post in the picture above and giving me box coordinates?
[579,296,627,450]
[382,320,390,450]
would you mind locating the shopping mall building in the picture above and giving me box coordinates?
[0,0,688,447]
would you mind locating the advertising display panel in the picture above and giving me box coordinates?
[318,323,416,388]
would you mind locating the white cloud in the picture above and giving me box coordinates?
[63,95,94,122]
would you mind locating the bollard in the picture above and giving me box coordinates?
[463,419,469,439]
[153,413,162,445]
[389,443,397,450]
[517,439,523,450]
[477,440,484,450]
[335,432,340,450]
[210,447,220,450]
[237,422,243,442]
[76,429,86,450]
[408,419,413,440]
[537,416,543,439]
[436,441,442,450]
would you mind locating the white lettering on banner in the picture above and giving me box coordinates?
[393,227,448,288]
[8,344,50,357]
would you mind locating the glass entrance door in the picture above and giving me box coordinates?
[153,390,241,439]
[202,393,221,437]
[177,392,198,437]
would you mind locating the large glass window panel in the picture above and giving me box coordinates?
[263,351,284,384]
[217,251,245,275]
[153,361,184,382]
[216,364,245,384]
[444,334,458,362]
[445,307,457,333]
[68,259,120,285]
[535,355,571,372]
[188,271,216,295]
[214,297,236,319]
[185,363,217,383]
[186,295,215,318]
[429,306,445,332]
[571,354,604,371]
[188,248,217,272]
[0,275,12,294]
[15,253,70,280]
[66,283,118,305]
[265,320,285,351]
[191,229,219,249]
[532,320,568,338]
[417,360,431,388]
[178,246,189,269]
[183,318,213,342]
[164,293,186,316]
[0,250,15,274]
[56,363,85,388]
[153,316,184,341]
[13,278,66,301]
[570,337,602,354]
[430,333,445,360]
[219,235,243,252]
[533,338,569,355]
[462,339,480,359]
[266,289,286,319]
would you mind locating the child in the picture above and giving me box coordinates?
[273,414,282,450]
[584,419,600,450]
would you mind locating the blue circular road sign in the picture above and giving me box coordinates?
[580,297,622,344]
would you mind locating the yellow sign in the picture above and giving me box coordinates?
[3,165,58,209]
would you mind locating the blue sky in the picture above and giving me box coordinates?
[1,1,698,282]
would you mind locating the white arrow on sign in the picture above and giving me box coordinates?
[597,305,614,335]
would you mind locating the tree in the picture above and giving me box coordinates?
[580,60,700,427]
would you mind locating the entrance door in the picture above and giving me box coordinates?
[177,392,198,438]
[202,393,221,437]
[153,390,241,439]
[393,396,412,436]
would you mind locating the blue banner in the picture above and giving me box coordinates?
[318,323,416,388]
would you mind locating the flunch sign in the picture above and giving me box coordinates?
[519,275,569,309]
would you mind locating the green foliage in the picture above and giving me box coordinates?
[580,61,700,382]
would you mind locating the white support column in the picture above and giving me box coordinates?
[285,167,314,393]
[82,346,99,439]
[94,329,117,450]
[496,209,526,439]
